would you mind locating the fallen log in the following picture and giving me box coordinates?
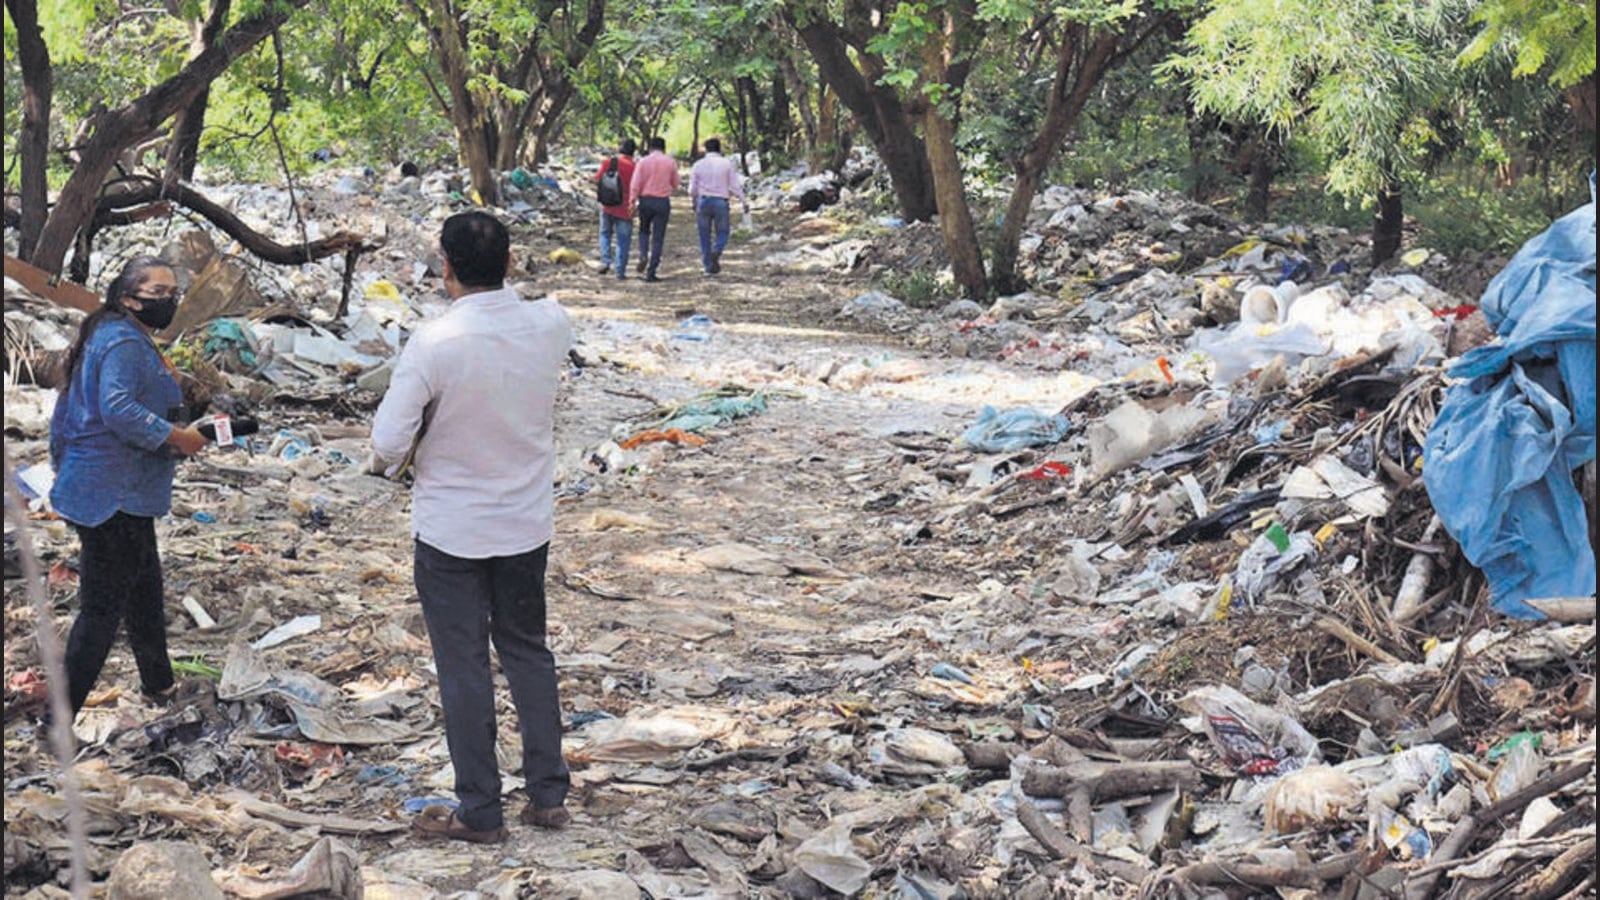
[1162,851,1363,891]
[93,177,377,265]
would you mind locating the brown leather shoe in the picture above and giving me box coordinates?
[412,806,507,844]
[520,805,571,829]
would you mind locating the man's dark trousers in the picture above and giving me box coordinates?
[414,539,569,830]
[636,196,672,277]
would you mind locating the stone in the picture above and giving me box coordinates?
[107,842,223,900]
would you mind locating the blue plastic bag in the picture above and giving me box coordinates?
[1423,186,1596,618]
[959,406,1071,453]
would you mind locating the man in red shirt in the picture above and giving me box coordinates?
[594,139,637,279]
[628,136,681,283]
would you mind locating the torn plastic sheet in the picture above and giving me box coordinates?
[1424,185,1596,618]
[218,642,419,745]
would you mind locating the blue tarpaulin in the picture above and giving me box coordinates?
[1423,183,1597,618]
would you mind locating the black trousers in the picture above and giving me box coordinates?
[63,512,174,715]
[414,539,570,830]
[636,196,672,276]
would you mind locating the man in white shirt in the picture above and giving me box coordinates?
[688,138,748,275]
[371,211,575,844]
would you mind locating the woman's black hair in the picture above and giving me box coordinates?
[58,256,174,398]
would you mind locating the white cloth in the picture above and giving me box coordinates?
[372,286,573,558]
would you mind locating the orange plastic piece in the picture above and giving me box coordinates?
[619,428,709,450]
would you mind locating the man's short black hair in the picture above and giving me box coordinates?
[440,211,509,288]
[648,136,666,152]
[703,138,721,154]
[620,138,637,156]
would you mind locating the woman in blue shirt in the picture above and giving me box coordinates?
[47,256,207,722]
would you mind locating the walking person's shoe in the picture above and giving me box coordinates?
[709,251,721,275]
[412,805,508,844]
[521,804,571,830]
[636,258,647,274]
[645,271,661,283]
[598,265,612,276]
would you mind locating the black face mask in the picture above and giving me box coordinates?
[128,296,178,330]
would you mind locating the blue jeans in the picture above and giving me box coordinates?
[599,212,632,276]
[696,197,731,271]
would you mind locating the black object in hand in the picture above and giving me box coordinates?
[197,416,260,441]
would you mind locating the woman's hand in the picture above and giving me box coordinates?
[166,424,207,456]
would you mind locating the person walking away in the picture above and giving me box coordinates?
[45,256,208,732]
[689,138,748,275]
[595,139,637,279]
[629,136,680,283]
[372,212,575,844]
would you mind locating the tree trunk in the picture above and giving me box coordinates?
[29,0,312,277]
[765,73,790,161]
[923,107,986,299]
[692,84,711,157]
[416,0,501,205]
[1565,72,1597,141]
[988,26,1143,295]
[165,1,231,185]
[1244,137,1275,222]
[788,15,937,221]
[1185,102,1222,202]
[6,0,52,262]
[1372,176,1403,265]
[779,45,818,156]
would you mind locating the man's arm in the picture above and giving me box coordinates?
[371,338,434,474]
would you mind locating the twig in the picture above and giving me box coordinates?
[4,451,89,899]
[1430,583,1488,720]
[1316,616,1404,665]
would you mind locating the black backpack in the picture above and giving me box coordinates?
[597,157,623,206]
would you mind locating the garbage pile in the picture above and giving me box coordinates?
[4,161,1595,900]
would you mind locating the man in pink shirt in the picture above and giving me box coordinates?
[628,136,681,283]
[594,138,636,280]
[688,138,749,275]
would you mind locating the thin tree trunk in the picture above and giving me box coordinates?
[989,26,1140,295]
[1566,72,1596,140]
[1372,176,1403,265]
[6,0,52,262]
[1244,137,1275,222]
[923,107,986,299]
[165,0,231,185]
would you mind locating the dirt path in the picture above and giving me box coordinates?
[7,194,1122,897]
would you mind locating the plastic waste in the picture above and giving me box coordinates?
[1263,765,1362,833]
[671,314,716,342]
[930,663,974,684]
[1087,400,1209,477]
[958,406,1070,453]
[1233,527,1319,605]
[1488,738,1543,802]
[1376,808,1433,860]
[1182,685,1321,778]
[1423,184,1596,617]
[794,823,872,896]
[1189,321,1329,385]
[1239,281,1301,326]
[252,614,323,650]
[403,796,458,814]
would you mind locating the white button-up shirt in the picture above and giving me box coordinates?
[372,286,573,559]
